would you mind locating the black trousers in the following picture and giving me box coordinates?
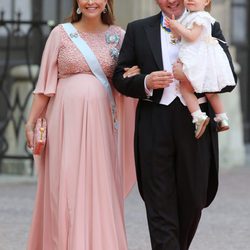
[136,98,213,250]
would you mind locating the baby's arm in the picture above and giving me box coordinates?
[166,17,203,43]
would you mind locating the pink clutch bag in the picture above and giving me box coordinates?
[33,118,47,155]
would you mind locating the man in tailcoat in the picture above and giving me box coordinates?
[113,0,236,249]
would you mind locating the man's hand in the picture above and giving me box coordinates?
[146,71,174,90]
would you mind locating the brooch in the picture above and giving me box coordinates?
[70,32,78,38]
[110,47,119,59]
[105,33,120,44]
[105,33,120,59]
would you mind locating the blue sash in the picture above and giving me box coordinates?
[62,23,118,130]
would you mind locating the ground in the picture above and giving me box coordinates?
[0,166,249,250]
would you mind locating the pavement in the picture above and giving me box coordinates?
[0,163,249,250]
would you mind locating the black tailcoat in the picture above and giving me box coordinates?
[113,12,236,250]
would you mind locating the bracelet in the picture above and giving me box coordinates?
[25,123,35,131]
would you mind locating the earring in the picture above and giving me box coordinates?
[76,7,81,14]
[103,7,107,14]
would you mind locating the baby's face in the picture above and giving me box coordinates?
[184,0,210,12]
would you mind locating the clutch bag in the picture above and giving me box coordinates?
[33,117,47,155]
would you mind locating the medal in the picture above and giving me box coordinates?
[170,33,178,45]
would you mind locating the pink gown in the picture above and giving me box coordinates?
[27,24,137,250]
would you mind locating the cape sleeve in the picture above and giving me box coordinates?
[116,93,138,198]
[186,11,215,29]
[114,26,137,198]
[33,25,61,96]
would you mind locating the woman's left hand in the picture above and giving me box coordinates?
[123,65,141,78]
[25,123,35,150]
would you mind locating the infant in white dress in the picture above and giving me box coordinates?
[166,0,236,139]
[179,11,235,93]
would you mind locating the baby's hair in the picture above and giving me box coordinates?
[205,1,212,12]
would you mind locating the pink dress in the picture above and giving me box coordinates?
[27,24,137,250]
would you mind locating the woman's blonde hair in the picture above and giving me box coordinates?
[67,0,115,25]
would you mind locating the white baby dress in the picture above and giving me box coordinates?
[179,11,236,93]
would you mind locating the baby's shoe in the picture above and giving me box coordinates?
[193,113,210,139]
[215,118,230,132]
[214,114,230,132]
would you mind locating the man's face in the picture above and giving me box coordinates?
[156,0,185,19]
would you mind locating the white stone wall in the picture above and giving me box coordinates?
[211,1,245,167]
[211,0,231,42]
[114,0,159,29]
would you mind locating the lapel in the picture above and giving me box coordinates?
[144,12,163,70]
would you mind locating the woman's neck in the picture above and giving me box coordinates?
[77,16,108,33]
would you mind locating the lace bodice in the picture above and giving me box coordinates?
[34,23,124,96]
[55,24,124,79]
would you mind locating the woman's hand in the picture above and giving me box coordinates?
[123,65,141,78]
[25,123,35,150]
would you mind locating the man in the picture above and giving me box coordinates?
[113,0,236,249]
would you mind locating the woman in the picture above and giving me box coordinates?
[25,0,138,249]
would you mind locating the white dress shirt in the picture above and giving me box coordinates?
[160,11,187,106]
[144,11,187,106]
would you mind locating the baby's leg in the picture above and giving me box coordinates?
[205,93,229,132]
[180,81,209,139]
[205,93,225,114]
[180,80,200,113]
